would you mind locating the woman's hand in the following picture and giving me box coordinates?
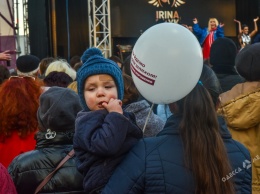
[219,23,225,28]
[193,18,198,24]
[234,19,241,23]
[254,17,259,22]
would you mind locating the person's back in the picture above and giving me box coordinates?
[210,37,245,92]
[0,76,43,167]
[218,43,260,193]
[102,65,251,194]
[0,163,17,194]
[0,65,10,85]
[8,87,84,194]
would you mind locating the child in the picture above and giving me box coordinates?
[73,47,143,193]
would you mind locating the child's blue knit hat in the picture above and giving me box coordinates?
[77,47,124,110]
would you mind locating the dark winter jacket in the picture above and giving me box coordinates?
[73,109,142,193]
[8,130,84,194]
[215,73,245,92]
[102,115,252,194]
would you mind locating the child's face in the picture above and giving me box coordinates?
[84,74,118,111]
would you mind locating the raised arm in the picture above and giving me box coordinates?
[192,18,203,36]
[182,24,193,32]
[249,16,259,37]
[234,19,242,34]
[237,34,244,49]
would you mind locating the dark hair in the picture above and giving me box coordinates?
[39,57,55,76]
[175,65,234,194]
[122,55,131,76]
[74,62,83,72]
[242,24,248,30]
[108,55,123,69]
[200,65,222,105]
[0,65,10,84]
[70,55,81,68]
[122,74,139,105]
[44,71,73,87]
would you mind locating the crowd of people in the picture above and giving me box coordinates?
[0,16,259,194]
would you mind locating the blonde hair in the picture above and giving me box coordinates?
[208,18,219,31]
[45,59,77,80]
[67,81,78,93]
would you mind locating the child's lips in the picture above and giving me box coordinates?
[97,101,106,107]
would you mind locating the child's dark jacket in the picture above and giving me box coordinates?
[73,109,142,193]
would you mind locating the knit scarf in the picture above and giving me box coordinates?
[203,28,216,59]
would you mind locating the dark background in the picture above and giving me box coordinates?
[111,0,236,37]
[28,0,260,60]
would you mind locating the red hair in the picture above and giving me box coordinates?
[0,77,44,141]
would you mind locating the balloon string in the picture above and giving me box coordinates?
[143,103,154,133]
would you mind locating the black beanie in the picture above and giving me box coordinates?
[37,86,82,132]
[235,43,260,81]
[210,37,238,74]
[16,55,40,76]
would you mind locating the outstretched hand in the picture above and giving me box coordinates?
[219,23,225,28]
[193,18,198,24]
[182,24,193,31]
[234,19,240,23]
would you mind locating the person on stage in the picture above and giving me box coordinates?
[234,17,259,50]
[193,18,224,60]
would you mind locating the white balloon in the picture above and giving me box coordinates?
[131,23,203,104]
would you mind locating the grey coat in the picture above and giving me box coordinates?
[124,100,165,137]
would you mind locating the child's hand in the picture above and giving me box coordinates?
[102,98,123,114]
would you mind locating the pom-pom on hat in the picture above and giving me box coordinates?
[37,86,82,132]
[77,47,124,110]
[16,55,40,76]
[235,43,260,81]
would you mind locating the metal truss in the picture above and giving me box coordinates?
[22,0,29,54]
[88,0,111,58]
